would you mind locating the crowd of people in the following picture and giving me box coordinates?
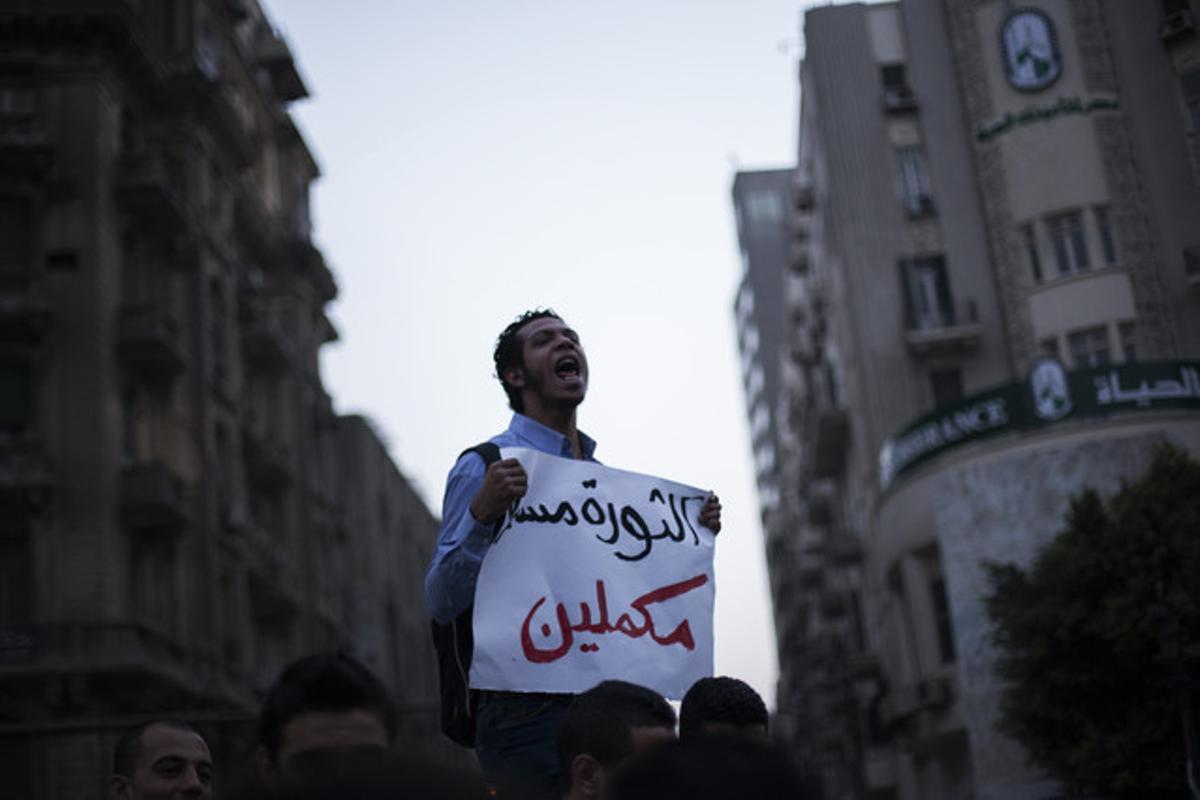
[108,651,819,799]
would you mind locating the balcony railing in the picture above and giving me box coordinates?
[904,299,982,356]
[240,315,293,369]
[0,288,51,343]
[0,113,52,180]
[1184,245,1200,288]
[118,306,188,379]
[808,407,850,479]
[116,147,189,238]
[120,461,189,533]
[882,85,918,113]
[242,422,294,492]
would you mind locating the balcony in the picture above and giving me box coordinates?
[0,439,53,503]
[1160,8,1196,41]
[807,481,837,526]
[824,532,864,565]
[116,147,189,239]
[0,113,52,180]
[288,238,337,302]
[904,300,982,357]
[809,407,850,479]
[120,461,189,533]
[883,676,955,723]
[0,289,51,344]
[882,85,918,114]
[1185,245,1200,288]
[240,315,293,370]
[257,31,310,102]
[242,423,293,492]
[819,589,849,620]
[118,306,187,379]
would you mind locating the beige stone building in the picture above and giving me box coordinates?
[0,2,446,796]
[742,0,1200,798]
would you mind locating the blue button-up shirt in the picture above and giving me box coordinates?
[425,413,598,623]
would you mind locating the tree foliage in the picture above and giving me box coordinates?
[984,442,1200,797]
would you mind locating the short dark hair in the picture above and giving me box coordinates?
[608,733,821,800]
[258,651,397,764]
[493,308,562,413]
[113,719,204,778]
[556,679,676,775]
[679,676,769,744]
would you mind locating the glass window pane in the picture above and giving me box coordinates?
[1095,206,1117,265]
[1022,223,1043,282]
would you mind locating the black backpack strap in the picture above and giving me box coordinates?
[433,440,504,748]
[460,441,501,466]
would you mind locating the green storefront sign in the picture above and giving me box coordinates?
[879,360,1200,488]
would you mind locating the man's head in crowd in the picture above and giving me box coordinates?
[608,733,822,800]
[556,680,677,800]
[494,308,588,417]
[110,719,213,800]
[679,676,769,744]
[257,651,397,785]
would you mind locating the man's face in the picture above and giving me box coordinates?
[111,723,213,800]
[261,709,390,782]
[510,316,588,412]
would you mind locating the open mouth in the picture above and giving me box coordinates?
[554,355,582,382]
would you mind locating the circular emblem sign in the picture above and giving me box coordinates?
[1030,358,1072,420]
[1000,9,1062,92]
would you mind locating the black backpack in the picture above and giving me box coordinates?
[431,441,501,747]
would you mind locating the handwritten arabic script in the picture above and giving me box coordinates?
[470,448,716,699]
[500,482,707,561]
[521,574,708,663]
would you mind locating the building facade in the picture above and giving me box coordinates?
[738,1,1200,798]
[0,2,447,796]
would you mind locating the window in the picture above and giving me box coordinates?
[1094,206,1117,265]
[130,539,176,632]
[0,363,30,435]
[895,146,933,216]
[1046,210,1090,276]
[0,533,32,626]
[1183,69,1200,130]
[1022,223,1043,282]
[881,63,908,90]
[930,368,964,407]
[1119,321,1137,362]
[1068,325,1111,367]
[899,256,954,330]
[743,190,784,226]
[930,577,956,664]
[0,195,33,290]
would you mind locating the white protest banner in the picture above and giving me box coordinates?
[469,447,715,699]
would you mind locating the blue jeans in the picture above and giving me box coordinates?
[474,691,574,797]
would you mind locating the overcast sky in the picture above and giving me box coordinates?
[263,0,815,709]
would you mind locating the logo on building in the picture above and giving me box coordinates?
[1000,9,1062,92]
[1030,358,1072,420]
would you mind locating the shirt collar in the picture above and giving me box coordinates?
[508,413,597,460]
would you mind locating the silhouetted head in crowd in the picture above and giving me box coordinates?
[261,753,491,800]
[608,733,823,800]
[110,719,213,800]
[556,679,677,800]
[679,676,769,744]
[257,651,397,786]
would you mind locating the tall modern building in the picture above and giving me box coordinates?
[0,2,448,796]
[737,1,1200,798]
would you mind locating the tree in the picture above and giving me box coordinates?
[984,442,1200,798]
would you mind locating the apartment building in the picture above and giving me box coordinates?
[739,1,1200,797]
[0,2,445,796]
